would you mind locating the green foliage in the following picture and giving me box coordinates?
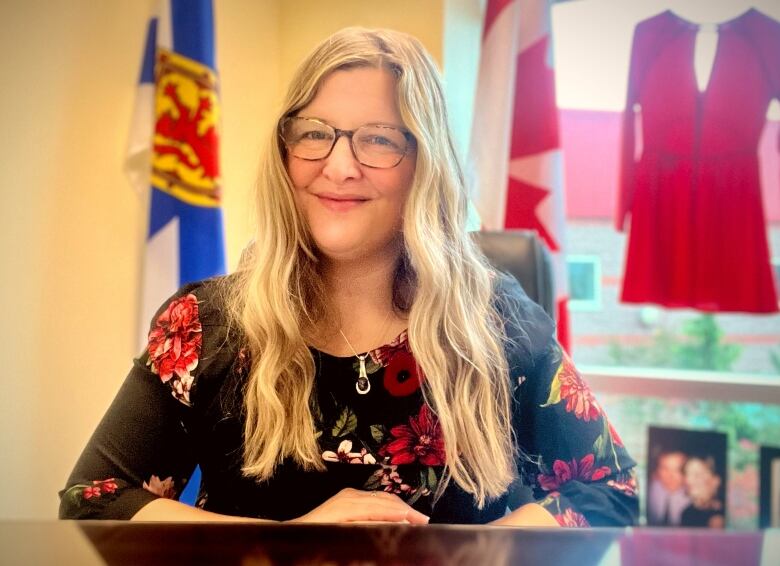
[608,314,741,371]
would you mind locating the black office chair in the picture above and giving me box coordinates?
[472,229,556,319]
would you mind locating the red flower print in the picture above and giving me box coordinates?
[369,330,410,367]
[143,475,176,499]
[558,354,601,421]
[383,350,422,397]
[146,294,202,405]
[80,478,119,500]
[82,486,101,499]
[555,508,590,527]
[538,454,611,491]
[93,478,118,494]
[380,404,446,466]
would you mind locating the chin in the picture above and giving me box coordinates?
[313,239,368,261]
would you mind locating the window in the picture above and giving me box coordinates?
[552,0,780,376]
[567,255,601,311]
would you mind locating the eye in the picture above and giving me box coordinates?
[299,129,333,142]
[359,134,401,150]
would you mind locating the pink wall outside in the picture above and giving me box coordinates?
[560,109,780,223]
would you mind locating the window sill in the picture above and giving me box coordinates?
[582,365,780,404]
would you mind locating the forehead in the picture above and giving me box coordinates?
[658,453,685,468]
[298,67,403,128]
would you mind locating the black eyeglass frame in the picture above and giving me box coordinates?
[279,116,416,169]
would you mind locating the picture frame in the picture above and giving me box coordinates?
[646,426,728,528]
[759,445,780,528]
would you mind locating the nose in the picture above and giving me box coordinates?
[321,135,362,184]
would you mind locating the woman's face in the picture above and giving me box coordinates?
[286,67,416,263]
[684,458,720,502]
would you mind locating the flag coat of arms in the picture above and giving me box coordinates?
[469,0,571,351]
[127,0,226,351]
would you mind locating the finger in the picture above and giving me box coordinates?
[363,492,429,524]
[365,492,429,524]
[359,489,402,502]
[403,507,430,524]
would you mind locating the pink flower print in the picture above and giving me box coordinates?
[370,466,421,496]
[82,486,102,499]
[538,454,611,491]
[558,355,601,422]
[322,440,377,464]
[143,475,176,499]
[555,508,590,527]
[607,473,638,497]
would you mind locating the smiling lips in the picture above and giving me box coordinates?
[315,192,369,212]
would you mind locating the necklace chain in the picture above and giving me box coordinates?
[339,310,392,395]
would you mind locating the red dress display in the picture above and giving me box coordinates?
[617,9,780,313]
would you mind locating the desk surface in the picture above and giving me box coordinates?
[0,522,777,566]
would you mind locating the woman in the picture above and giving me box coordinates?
[59,27,638,526]
[680,457,724,528]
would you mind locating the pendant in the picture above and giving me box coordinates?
[356,376,371,394]
[356,356,370,394]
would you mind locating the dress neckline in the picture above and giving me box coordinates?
[666,8,755,31]
[314,328,409,360]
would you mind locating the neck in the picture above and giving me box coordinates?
[321,245,400,321]
[314,240,407,354]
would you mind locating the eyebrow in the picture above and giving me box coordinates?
[296,115,407,131]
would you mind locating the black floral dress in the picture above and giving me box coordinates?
[59,274,639,526]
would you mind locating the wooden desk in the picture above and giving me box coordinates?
[0,521,777,565]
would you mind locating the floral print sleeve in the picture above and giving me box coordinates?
[496,275,639,527]
[58,282,228,520]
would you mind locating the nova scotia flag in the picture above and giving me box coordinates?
[127,0,225,349]
[126,0,224,505]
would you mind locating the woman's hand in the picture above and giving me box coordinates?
[288,488,430,524]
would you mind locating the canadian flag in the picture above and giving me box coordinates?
[469,0,570,351]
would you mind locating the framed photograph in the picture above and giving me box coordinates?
[646,426,727,528]
[759,446,780,528]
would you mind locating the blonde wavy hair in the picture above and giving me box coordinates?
[228,27,515,507]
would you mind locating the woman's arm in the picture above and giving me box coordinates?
[498,275,639,527]
[132,488,430,524]
[131,498,272,522]
[59,288,216,520]
[513,343,640,527]
[58,358,200,520]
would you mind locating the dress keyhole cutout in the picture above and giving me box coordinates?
[694,24,718,94]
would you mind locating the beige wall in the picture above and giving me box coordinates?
[0,0,458,519]
[278,0,444,88]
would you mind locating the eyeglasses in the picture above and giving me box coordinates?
[280,116,415,169]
